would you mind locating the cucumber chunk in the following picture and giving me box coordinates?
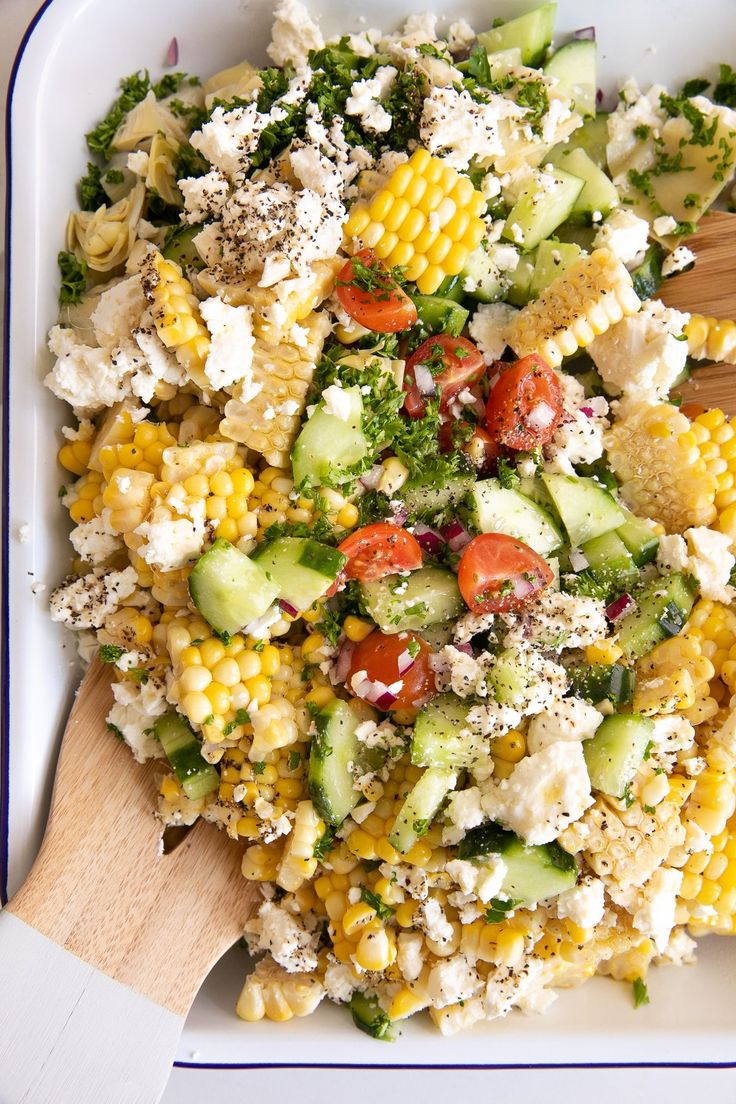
[487,646,535,706]
[544,39,597,117]
[388,767,457,854]
[554,220,598,251]
[541,472,625,546]
[580,529,638,592]
[469,478,564,556]
[517,474,558,514]
[529,240,582,298]
[308,698,364,827]
[503,167,584,251]
[568,663,635,705]
[291,386,368,487]
[251,537,347,612]
[583,713,653,797]
[434,275,466,302]
[402,474,474,518]
[154,712,219,799]
[549,147,619,223]
[552,114,610,169]
[458,821,578,905]
[631,243,664,301]
[459,246,507,303]
[618,572,696,660]
[411,693,480,769]
[409,293,469,335]
[361,566,464,634]
[350,992,398,1041]
[188,539,278,636]
[162,223,204,272]
[615,511,660,566]
[505,250,537,306]
[477,3,557,67]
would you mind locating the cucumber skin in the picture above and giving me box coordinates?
[388,767,457,854]
[618,572,696,660]
[409,293,469,336]
[458,821,578,904]
[350,993,398,1041]
[583,713,653,797]
[188,538,278,636]
[568,663,635,705]
[308,699,362,827]
[154,711,219,799]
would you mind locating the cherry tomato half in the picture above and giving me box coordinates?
[336,248,418,333]
[404,335,485,419]
[439,421,502,475]
[338,522,423,583]
[485,354,563,451]
[347,630,435,711]
[457,533,553,614]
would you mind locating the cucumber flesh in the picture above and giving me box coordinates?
[549,147,619,223]
[517,475,558,514]
[457,821,578,905]
[308,698,364,827]
[411,693,480,769]
[552,114,610,169]
[618,572,696,660]
[402,474,474,519]
[541,472,625,547]
[434,275,466,302]
[460,246,507,304]
[477,3,557,67]
[554,220,598,251]
[580,529,638,592]
[487,647,534,706]
[409,293,469,336]
[631,243,664,301]
[188,538,279,636]
[350,992,398,1041]
[615,511,660,567]
[361,566,464,634]
[154,712,219,799]
[505,250,537,305]
[389,767,457,854]
[162,223,205,273]
[251,536,347,612]
[470,478,563,556]
[583,713,653,797]
[503,167,584,252]
[529,240,582,298]
[544,39,597,117]
[568,662,635,705]
[291,386,368,488]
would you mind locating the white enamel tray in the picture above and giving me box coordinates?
[4,0,736,1072]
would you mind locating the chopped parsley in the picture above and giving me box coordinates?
[287,750,302,771]
[86,71,151,160]
[713,63,736,109]
[107,722,125,741]
[484,897,518,924]
[78,162,107,211]
[632,977,650,1009]
[317,603,344,648]
[99,644,124,663]
[253,761,266,775]
[57,251,88,305]
[313,825,336,861]
[407,639,420,659]
[338,254,406,298]
[360,885,395,921]
[497,457,521,490]
[152,71,199,99]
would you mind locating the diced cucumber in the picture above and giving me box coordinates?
[308,698,364,827]
[251,537,346,612]
[568,663,635,705]
[435,275,466,302]
[291,386,368,488]
[361,566,464,634]
[583,713,653,798]
[418,623,455,649]
[505,250,537,305]
[410,293,469,336]
[154,712,219,799]
[552,114,610,170]
[554,220,598,250]
[389,767,457,854]
[615,511,660,567]
[411,693,481,769]
[631,243,664,301]
[544,39,597,117]
[457,821,578,905]
[580,529,638,592]
[517,474,558,514]
[188,539,278,636]
[470,478,563,556]
[402,474,474,518]
[541,472,625,547]
[350,992,398,1041]
[503,167,584,252]
[618,572,696,660]
[460,246,507,303]
[487,647,533,706]
[548,147,619,223]
[162,223,205,272]
[529,240,582,298]
[477,3,557,67]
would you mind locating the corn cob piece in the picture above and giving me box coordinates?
[344,148,486,294]
[220,311,332,467]
[682,809,736,935]
[634,632,717,725]
[142,251,211,389]
[276,800,325,892]
[689,409,736,545]
[505,249,641,368]
[685,314,736,364]
[605,402,717,532]
[236,958,325,1022]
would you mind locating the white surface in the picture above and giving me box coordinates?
[3,0,736,1099]
[0,912,183,1104]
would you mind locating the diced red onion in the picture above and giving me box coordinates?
[414,523,446,555]
[413,364,436,397]
[351,671,401,709]
[389,503,409,526]
[526,401,557,432]
[374,689,400,710]
[334,641,355,683]
[165,36,179,66]
[580,406,594,418]
[573,26,596,39]
[397,648,417,676]
[359,465,383,491]
[441,519,472,553]
[278,598,299,618]
[596,88,604,105]
[511,574,536,600]
[454,642,474,657]
[569,548,590,571]
[606,593,636,622]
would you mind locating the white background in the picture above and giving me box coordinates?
[2,2,735,1101]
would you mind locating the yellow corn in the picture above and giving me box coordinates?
[686,315,736,365]
[143,251,211,388]
[66,469,104,524]
[276,800,324,892]
[506,249,640,367]
[689,409,736,536]
[344,148,486,294]
[58,436,92,477]
[634,633,717,724]
[236,960,324,1022]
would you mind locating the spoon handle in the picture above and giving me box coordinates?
[0,912,182,1104]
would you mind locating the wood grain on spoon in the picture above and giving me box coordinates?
[7,661,259,1017]
[658,210,736,414]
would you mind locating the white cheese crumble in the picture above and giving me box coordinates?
[556,877,605,928]
[502,589,608,652]
[445,856,507,903]
[631,867,683,953]
[49,566,137,630]
[255,900,319,973]
[653,215,678,236]
[126,150,150,177]
[588,299,690,402]
[397,931,425,982]
[657,527,736,602]
[134,502,206,573]
[526,697,603,754]
[267,0,324,70]
[106,674,168,762]
[69,511,122,566]
[45,326,139,418]
[321,384,354,422]
[200,295,256,392]
[345,67,397,134]
[180,170,230,224]
[661,245,696,277]
[419,85,525,170]
[469,302,519,363]
[427,955,481,1010]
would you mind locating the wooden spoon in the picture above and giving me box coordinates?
[0,660,259,1104]
[658,210,736,413]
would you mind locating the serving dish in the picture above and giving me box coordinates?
[4,0,736,1070]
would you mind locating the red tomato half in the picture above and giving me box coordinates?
[338,522,423,583]
[404,335,485,419]
[336,248,418,333]
[485,354,563,450]
[457,533,553,614]
[347,630,435,711]
[439,422,501,475]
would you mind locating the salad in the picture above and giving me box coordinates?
[44,0,736,1038]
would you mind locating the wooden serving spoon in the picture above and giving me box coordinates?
[0,660,260,1104]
